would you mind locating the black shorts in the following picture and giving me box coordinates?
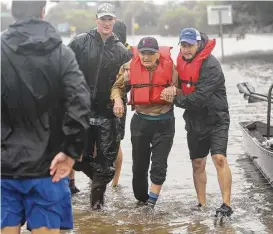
[187,123,229,160]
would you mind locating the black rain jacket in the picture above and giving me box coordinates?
[175,33,230,139]
[1,19,91,178]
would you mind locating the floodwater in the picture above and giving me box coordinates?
[24,34,273,233]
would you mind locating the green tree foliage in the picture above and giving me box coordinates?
[45,2,96,34]
[158,6,196,36]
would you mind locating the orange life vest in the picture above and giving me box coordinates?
[176,39,216,95]
[129,46,173,105]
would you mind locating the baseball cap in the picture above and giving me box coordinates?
[96,2,116,19]
[137,37,159,53]
[179,28,201,45]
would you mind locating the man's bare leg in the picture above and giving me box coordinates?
[112,145,123,187]
[68,169,79,194]
[69,170,75,181]
[1,225,20,234]
[146,184,162,207]
[32,227,60,234]
[212,154,232,206]
[150,184,161,194]
[191,157,207,206]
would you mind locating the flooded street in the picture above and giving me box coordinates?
[60,34,273,234]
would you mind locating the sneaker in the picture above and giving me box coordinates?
[142,202,155,215]
[191,203,206,211]
[136,200,148,207]
[92,201,103,211]
[146,200,155,209]
[215,203,233,217]
[70,186,80,195]
[112,184,119,191]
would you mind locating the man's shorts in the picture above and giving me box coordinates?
[1,177,73,231]
[187,123,229,160]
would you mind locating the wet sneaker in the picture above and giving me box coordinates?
[142,202,155,215]
[92,201,103,211]
[136,200,148,207]
[112,184,119,191]
[191,203,206,211]
[70,186,80,195]
[215,203,233,217]
[146,201,155,209]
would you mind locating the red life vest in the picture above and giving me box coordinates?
[129,46,173,105]
[176,39,216,95]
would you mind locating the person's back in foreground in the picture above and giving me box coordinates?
[1,1,90,233]
[68,2,130,210]
[111,37,176,209]
[161,28,233,217]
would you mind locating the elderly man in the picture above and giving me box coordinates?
[161,28,233,217]
[111,37,176,209]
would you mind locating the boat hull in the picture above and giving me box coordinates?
[239,121,273,187]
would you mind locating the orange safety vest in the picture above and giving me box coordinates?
[176,39,216,95]
[129,46,173,105]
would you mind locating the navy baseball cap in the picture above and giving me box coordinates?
[137,37,159,53]
[179,28,201,45]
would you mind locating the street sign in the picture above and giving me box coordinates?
[207,5,232,26]
[207,5,233,61]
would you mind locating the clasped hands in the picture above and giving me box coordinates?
[160,86,177,103]
[113,86,177,117]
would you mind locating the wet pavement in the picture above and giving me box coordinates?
[21,34,273,233]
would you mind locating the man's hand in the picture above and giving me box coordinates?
[160,86,177,103]
[50,152,75,182]
[113,97,124,118]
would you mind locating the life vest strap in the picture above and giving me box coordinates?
[131,83,170,88]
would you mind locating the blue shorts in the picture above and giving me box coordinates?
[1,177,73,231]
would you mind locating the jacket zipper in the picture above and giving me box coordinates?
[91,40,105,107]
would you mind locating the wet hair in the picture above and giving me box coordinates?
[11,1,46,20]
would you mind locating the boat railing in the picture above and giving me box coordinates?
[267,84,273,139]
[237,82,273,139]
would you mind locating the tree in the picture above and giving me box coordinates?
[45,2,96,34]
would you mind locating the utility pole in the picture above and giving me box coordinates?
[218,9,224,61]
